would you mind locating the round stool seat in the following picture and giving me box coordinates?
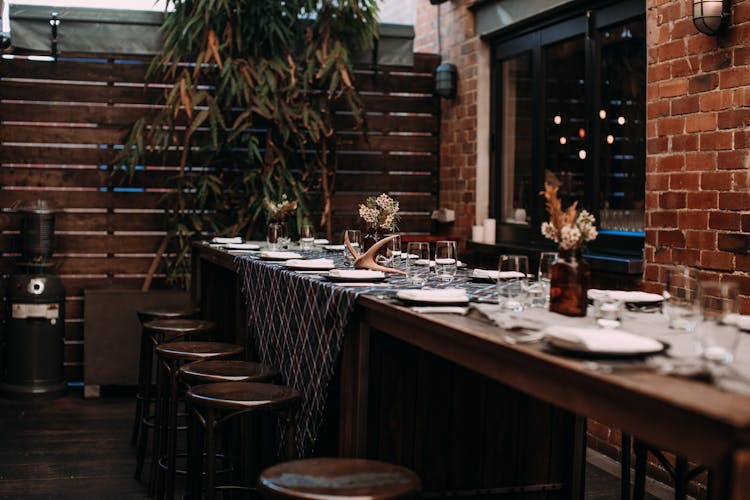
[187,381,300,412]
[155,341,243,361]
[144,319,215,338]
[137,305,199,323]
[258,458,421,500]
[180,360,279,385]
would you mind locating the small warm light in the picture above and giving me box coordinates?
[553,115,562,125]
[617,116,626,125]
[578,150,586,160]
[578,128,586,138]
[606,134,615,144]
[599,109,607,119]
[559,137,567,145]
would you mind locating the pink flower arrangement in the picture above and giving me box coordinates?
[358,193,400,232]
[540,183,597,251]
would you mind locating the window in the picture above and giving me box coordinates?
[491,0,645,256]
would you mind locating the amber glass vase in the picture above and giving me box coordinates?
[549,248,590,316]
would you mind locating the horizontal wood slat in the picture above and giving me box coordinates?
[1,50,440,382]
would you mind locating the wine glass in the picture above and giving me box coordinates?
[406,242,430,287]
[299,224,315,251]
[697,280,740,366]
[497,254,529,311]
[343,230,361,267]
[434,240,458,282]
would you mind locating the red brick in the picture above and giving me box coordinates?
[670,134,698,152]
[736,88,750,107]
[648,137,669,154]
[670,58,695,78]
[709,211,741,230]
[717,150,749,170]
[687,34,715,56]
[700,131,732,150]
[719,192,750,210]
[744,214,750,233]
[700,50,732,71]
[701,171,733,190]
[685,152,717,171]
[655,154,683,172]
[654,248,673,263]
[659,192,686,209]
[670,95,699,115]
[699,91,732,111]
[686,193,717,211]
[644,229,657,246]
[718,233,750,254]
[669,172,700,190]
[649,62,671,82]
[648,100,670,118]
[650,210,678,228]
[736,130,750,149]
[657,116,685,136]
[700,251,734,271]
[685,113,716,132]
[671,248,701,266]
[646,173,670,190]
[688,73,718,94]
[717,109,750,129]
[738,254,750,273]
[685,230,716,249]
[735,46,750,66]
[658,40,686,62]
[644,263,660,282]
[659,79,688,98]
[659,229,686,247]
[720,68,750,89]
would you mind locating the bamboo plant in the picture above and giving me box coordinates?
[118,0,378,287]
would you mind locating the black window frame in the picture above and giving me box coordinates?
[488,0,646,258]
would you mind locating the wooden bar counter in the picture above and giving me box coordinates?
[192,242,750,499]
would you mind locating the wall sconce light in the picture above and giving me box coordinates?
[435,63,457,99]
[693,0,730,35]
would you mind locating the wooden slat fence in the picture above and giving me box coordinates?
[0,52,440,382]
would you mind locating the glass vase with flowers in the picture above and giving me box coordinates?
[265,195,296,249]
[358,193,400,253]
[540,183,598,316]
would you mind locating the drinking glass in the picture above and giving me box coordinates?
[497,254,528,311]
[406,242,430,287]
[662,265,701,332]
[299,224,315,251]
[387,234,402,269]
[343,229,361,267]
[266,223,284,250]
[434,240,458,282]
[529,251,557,308]
[697,280,740,365]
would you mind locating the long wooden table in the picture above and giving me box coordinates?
[192,243,750,499]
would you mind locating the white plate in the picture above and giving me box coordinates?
[224,243,260,251]
[544,326,666,358]
[259,251,304,261]
[283,259,335,271]
[326,269,386,282]
[396,289,470,306]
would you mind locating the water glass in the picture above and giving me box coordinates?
[532,251,558,308]
[434,240,458,282]
[698,280,740,365]
[497,254,529,311]
[593,297,624,328]
[406,242,430,287]
[299,224,315,251]
[663,265,700,332]
[343,229,361,267]
[387,234,402,269]
[266,222,284,250]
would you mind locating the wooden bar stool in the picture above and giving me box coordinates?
[132,307,200,448]
[258,458,421,500]
[153,341,244,500]
[185,381,301,500]
[179,359,279,386]
[134,317,213,482]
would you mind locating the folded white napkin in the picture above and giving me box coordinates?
[285,258,334,269]
[469,304,548,330]
[411,306,469,314]
[260,251,303,260]
[472,269,525,280]
[225,242,260,250]
[328,269,385,279]
[396,288,469,304]
[314,239,330,245]
[543,325,664,353]
[211,236,242,244]
[323,244,346,251]
[587,289,662,303]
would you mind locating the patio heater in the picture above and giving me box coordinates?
[1,200,66,399]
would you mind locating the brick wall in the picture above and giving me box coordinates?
[642,0,750,313]
[415,0,480,238]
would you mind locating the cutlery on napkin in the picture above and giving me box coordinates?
[211,236,242,244]
[396,288,470,304]
[328,269,386,279]
[285,258,334,269]
[260,251,303,260]
[410,306,469,315]
[468,304,548,330]
[471,269,525,280]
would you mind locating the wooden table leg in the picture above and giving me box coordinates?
[728,449,750,500]
[338,321,371,457]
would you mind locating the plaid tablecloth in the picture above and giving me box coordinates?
[236,249,498,457]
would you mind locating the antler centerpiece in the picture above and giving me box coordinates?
[344,233,405,275]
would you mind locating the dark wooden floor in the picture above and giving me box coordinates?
[0,387,630,499]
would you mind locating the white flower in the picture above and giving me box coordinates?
[586,226,598,241]
[358,205,378,225]
[541,222,558,243]
[560,225,582,250]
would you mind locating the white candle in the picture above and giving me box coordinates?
[472,225,484,242]
[483,218,496,244]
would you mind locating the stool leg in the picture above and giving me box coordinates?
[205,408,217,500]
[674,456,688,500]
[164,361,180,500]
[186,406,205,500]
[633,439,647,500]
[131,329,149,447]
[150,356,167,497]
[621,432,632,500]
[134,333,155,480]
